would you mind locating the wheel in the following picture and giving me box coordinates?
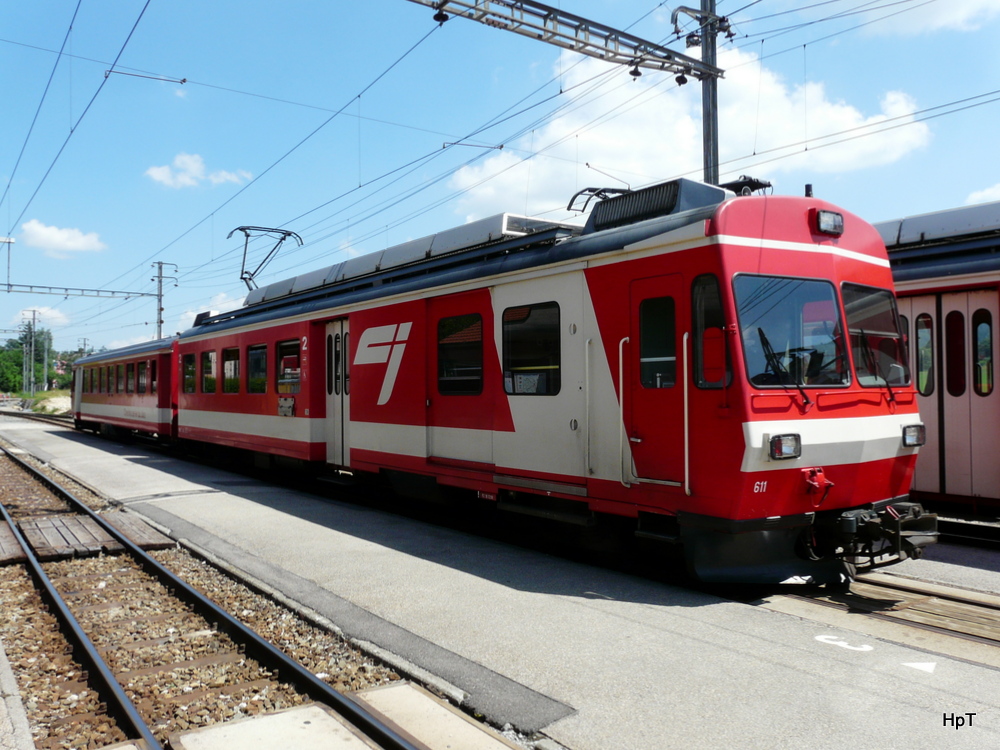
[826,561,856,592]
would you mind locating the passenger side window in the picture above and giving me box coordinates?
[438,314,483,395]
[248,345,268,394]
[693,275,730,389]
[502,302,560,395]
[182,354,196,394]
[277,340,301,394]
[223,348,240,393]
[201,351,217,393]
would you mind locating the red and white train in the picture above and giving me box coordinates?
[878,199,1000,514]
[73,178,937,584]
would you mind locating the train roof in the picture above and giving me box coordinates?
[183,178,730,338]
[876,200,1000,283]
[75,336,177,366]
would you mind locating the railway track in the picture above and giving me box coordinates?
[0,408,73,429]
[758,571,1000,668]
[938,517,1000,549]
[0,448,425,750]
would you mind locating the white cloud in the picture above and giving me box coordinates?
[718,50,931,176]
[19,219,106,259]
[967,183,1000,205]
[176,292,244,333]
[864,0,1000,34]
[13,306,68,327]
[145,153,251,189]
[448,48,930,221]
[208,169,253,185]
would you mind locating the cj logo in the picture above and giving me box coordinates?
[355,322,412,405]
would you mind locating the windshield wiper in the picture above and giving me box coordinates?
[758,327,813,410]
[858,328,895,403]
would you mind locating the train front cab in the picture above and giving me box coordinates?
[673,197,937,584]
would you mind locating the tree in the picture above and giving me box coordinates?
[0,344,21,392]
[0,325,63,393]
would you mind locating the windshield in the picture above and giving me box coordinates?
[842,283,910,387]
[734,275,848,388]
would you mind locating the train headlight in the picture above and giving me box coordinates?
[815,210,844,236]
[769,434,801,460]
[902,424,926,448]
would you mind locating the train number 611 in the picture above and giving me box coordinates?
[753,481,768,493]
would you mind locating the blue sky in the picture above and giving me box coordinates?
[2,0,999,353]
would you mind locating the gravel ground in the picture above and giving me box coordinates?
[0,564,129,750]
[0,437,405,747]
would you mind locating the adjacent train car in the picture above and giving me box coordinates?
[73,178,938,583]
[878,200,1000,513]
[73,337,177,437]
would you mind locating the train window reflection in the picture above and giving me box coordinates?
[247,345,267,394]
[503,302,560,395]
[973,308,993,397]
[201,350,217,394]
[137,361,147,394]
[277,340,301,394]
[734,275,846,388]
[223,348,240,393]
[915,314,934,396]
[639,297,675,388]
[945,311,966,397]
[899,314,910,368]
[693,275,731,389]
[438,314,483,395]
[182,354,196,394]
[842,283,910,388]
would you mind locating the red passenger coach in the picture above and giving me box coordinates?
[175,320,324,461]
[73,338,176,437]
[73,178,938,584]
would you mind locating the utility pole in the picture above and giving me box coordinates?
[406,0,730,184]
[2,237,13,291]
[671,3,731,186]
[22,310,38,397]
[151,262,178,339]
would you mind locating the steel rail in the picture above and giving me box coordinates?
[938,518,1000,549]
[2,448,425,750]
[0,492,161,750]
[785,576,1000,649]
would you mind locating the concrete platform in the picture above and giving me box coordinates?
[353,682,521,749]
[3,418,1000,750]
[0,642,33,750]
[170,704,378,749]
